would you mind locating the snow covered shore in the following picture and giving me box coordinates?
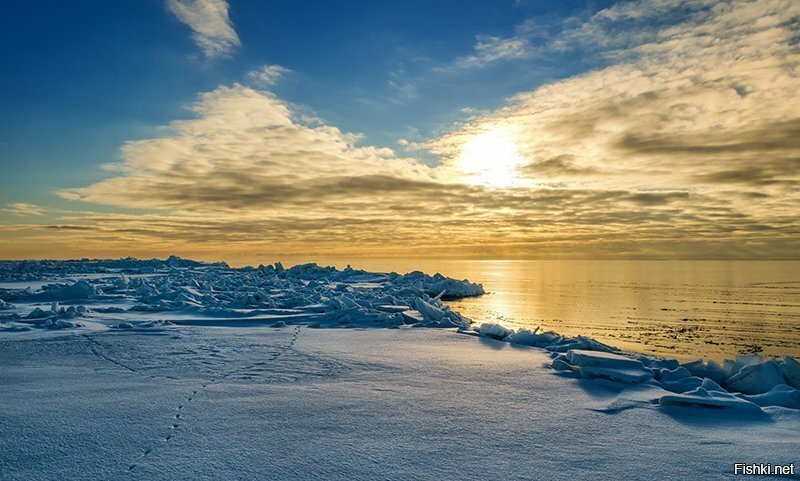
[1,257,798,480]
[2,328,798,480]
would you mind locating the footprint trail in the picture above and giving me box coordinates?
[126,326,301,474]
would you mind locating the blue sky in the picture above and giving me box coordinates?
[0,1,605,206]
[1,0,798,260]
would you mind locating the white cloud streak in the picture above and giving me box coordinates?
[443,35,535,71]
[246,65,291,87]
[2,203,45,217]
[167,0,240,59]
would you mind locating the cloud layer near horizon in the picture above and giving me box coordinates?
[2,0,798,261]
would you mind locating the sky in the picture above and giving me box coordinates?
[0,0,798,262]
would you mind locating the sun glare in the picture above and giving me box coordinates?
[457,127,525,188]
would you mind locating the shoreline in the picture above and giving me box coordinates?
[1,257,798,412]
[3,257,800,361]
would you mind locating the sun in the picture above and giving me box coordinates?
[456,127,525,188]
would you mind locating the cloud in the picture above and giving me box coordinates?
[519,155,601,178]
[2,203,44,217]
[443,35,535,71]
[430,0,800,195]
[19,180,796,261]
[167,0,240,58]
[246,65,291,86]
[60,84,431,212]
[6,0,798,261]
[387,80,418,102]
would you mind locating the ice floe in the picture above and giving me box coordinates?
[563,349,653,384]
[736,384,800,410]
[659,385,763,412]
[473,322,800,412]
[0,257,483,332]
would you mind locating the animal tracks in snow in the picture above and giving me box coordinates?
[126,326,302,474]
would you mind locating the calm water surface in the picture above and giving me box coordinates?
[243,259,800,361]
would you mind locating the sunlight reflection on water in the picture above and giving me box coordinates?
[241,259,800,361]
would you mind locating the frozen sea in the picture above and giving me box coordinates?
[1,258,798,480]
[247,259,800,361]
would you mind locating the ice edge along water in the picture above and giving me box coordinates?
[1,256,799,415]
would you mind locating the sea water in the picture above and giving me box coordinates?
[244,259,800,361]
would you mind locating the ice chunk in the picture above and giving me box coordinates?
[338,295,362,310]
[704,360,728,384]
[414,298,446,323]
[648,358,681,371]
[300,303,332,313]
[737,384,800,410]
[681,359,728,384]
[401,310,424,324]
[500,326,619,353]
[504,327,563,347]
[578,365,653,383]
[26,307,51,319]
[567,350,645,370]
[503,327,537,343]
[726,355,764,378]
[564,350,653,383]
[479,323,514,340]
[659,387,762,412]
[726,359,786,395]
[381,314,405,328]
[658,366,692,381]
[425,278,484,299]
[550,336,616,353]
[698,377,724,392]
[395,270,484,300]
[375,305,411,313]
[551,354,572,371]
[569,336,617,353]
[28,280,99,302]
[44,319,80,330]
[779,356,800,388]
[657,367,703,393]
